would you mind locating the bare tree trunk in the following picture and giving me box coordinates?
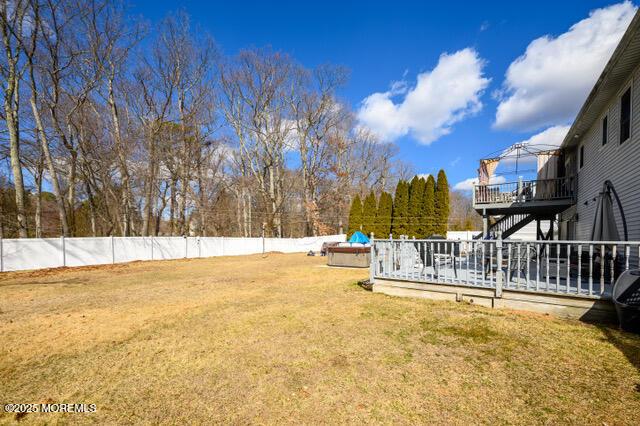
[155,182,169,236]
[4,98,27,238]
[29,96,69,236]
[169,177,177,235]
[141,134,156,236]
[21,0,71,236]
[299,139,314,236]
[197,166,206,236]
[108,76,131,236]
[268,165,281,237]
[65,125,78,235]
[235,191,243,236]
[243,188,251,237]
[177,95,189,236]
[85,181,97,237]
[34,156,44,238]
[1,0,28,238]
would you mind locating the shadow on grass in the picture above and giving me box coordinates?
[580,302,640,377]
[596,323,640,393]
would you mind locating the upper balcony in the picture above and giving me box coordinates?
[473,176,577,215]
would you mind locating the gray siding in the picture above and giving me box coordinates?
[568,65,640,241]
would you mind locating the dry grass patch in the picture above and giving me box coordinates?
[1,253,639,424]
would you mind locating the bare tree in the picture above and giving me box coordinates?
[1,0,29,237]
[292,64,348,235]
[1,4,410,239]
[89,1,144,235]
[220,49,298,237]
[19,0,71,235]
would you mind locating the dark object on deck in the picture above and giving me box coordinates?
[584,180,629,285]
[320,242,340,256]
[307,250,316,256]
[327,246,370,268]
[591,180,628,242]
[613,270,640,333]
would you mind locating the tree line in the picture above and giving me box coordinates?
[0,0,417,238]
[347,170,450,238]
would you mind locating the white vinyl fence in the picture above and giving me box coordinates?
[0,234,346,272]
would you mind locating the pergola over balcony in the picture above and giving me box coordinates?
[472,143,576,215]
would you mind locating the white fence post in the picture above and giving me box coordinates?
[111,235,115,264]
[184,236,188,258]
[150,235,154,260]
[197,236,201,258]
[60,236,66,267]
[0,236,3,272]
[221,237,225,256]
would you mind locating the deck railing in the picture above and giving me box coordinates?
[473,176,576,205]
[371,238,640,299]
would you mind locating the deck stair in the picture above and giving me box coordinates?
[483,213,535,239]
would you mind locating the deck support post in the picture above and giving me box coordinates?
[369,234,375,284]
[495,237,503,298]
[482,209,488,237]
[518,176,523,202]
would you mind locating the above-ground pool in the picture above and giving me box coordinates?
[327,246,370,268]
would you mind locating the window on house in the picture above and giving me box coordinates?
[602,115,608,145]
[620,88,631,143]
[579,145,584,169]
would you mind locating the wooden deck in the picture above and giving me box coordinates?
[369,238,640,321]
[378,260,610,298]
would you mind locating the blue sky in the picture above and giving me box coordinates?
[130,0,637,189]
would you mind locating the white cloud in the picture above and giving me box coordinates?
[357,48,490,144]
[454,175,506,191]
[494,1,636,131]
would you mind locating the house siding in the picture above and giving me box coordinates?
[565,64,640,241]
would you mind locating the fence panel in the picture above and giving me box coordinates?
[199,237,224,257]
[153,237,186,260]
[2,238,64,271]
[114,237,152,263]
[222,237,262,256]
[65,237,112,267]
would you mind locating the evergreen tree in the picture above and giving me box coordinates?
[347,195,363,237]
[408,176,425,237]
[420,175,435,237]
[434,169,450,236]
[361,191,377,237]
[391,180,409,237]
[375,191,393,238]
